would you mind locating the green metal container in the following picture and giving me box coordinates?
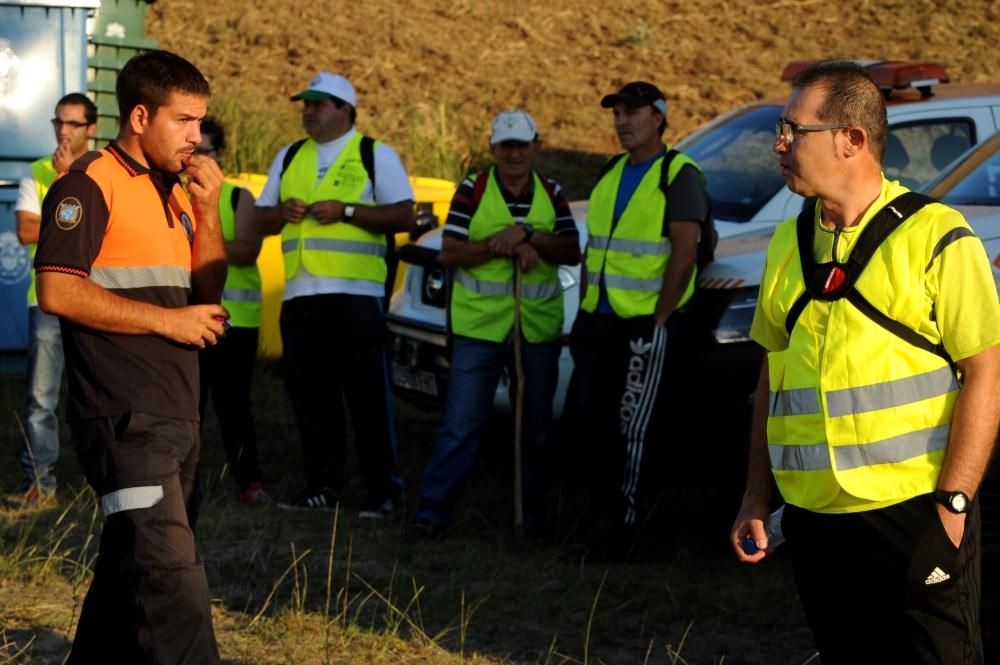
[87,0,158,143]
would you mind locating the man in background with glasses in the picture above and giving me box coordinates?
[11,92,96,507]
[732,60,1000,664]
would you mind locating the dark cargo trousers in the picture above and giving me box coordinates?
[66,412,219,665]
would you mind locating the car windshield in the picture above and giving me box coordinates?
[937,144,1000,206]
[677,104,785,223]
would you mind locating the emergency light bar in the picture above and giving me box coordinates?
[781,60,950,98]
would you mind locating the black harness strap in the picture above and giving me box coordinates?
[784,192,954,365]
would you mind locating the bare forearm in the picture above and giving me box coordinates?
[15,211,40,245]
[440,237,495,268]
[38,272,168,335]
[347,201,413,234]
[937,346,1000,498]
[254,205,286,236]
[190,210,226,305]
[653,248,696,323]
[529,232,580,266]
[744,357,775,505]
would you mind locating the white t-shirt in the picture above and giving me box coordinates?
[15,164,42,215]
[257,128,414,300]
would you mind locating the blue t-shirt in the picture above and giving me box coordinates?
[596,149,666,313]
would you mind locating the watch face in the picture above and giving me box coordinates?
[951,493,968,513]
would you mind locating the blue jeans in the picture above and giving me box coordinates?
[21,306,63,491]
[416,335,560,529]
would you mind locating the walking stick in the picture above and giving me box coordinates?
[513,260,525,529]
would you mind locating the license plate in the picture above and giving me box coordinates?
[391,364,438,396]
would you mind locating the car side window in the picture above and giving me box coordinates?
[886,120,975,189]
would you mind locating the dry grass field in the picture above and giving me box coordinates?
[146,0,1000,192]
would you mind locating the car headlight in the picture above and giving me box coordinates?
[713,287,758,344]
[422,267,447,308]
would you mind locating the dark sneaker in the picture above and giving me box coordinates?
[358,497,396,521]
[278,488,340,511]
[239,481,270,506]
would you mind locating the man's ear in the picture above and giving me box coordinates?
[128,103,151,136]
[844,126,867,157]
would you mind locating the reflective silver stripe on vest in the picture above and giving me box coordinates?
[302,238,387,257]
[222,288,262,303]
[588,272,662,293]
[769,425,950,472]
[825,366,958,418]
[834,425,950,471]
[588,235,671,257]
[89,266,191,289]
[769,387,820,417]
[282,239,298,253]
[456,271,561,298]
[101,485,163,516]
[769,442,829,471]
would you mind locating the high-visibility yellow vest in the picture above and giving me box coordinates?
[581,149,699,318]
[27,158,58,307]
[219,181,262,328]
[278,134,386,289]
[450,169,562,343]
[762,197,971,513]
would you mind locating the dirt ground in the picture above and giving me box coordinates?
[147,0,1000,189]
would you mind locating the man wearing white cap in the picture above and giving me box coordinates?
[412,110,580,537]
[254,71,414,517]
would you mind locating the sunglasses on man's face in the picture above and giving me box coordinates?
[51,119,92,129]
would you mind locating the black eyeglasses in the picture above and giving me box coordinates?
[775,119,850,144]
[51,118,92,129]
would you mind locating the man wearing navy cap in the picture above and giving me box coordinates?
[571,81,712,557]
[255,71,413,517]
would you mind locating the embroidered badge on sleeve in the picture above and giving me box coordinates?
[55,197,83,231]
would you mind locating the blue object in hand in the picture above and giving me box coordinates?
[741,537,759,555]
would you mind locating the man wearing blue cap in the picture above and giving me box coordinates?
[255,71,414,518]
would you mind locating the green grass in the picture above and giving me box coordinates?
[0,364,831,664]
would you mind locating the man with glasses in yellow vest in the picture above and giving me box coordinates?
[195,117,268,505]
[731,61,1000,664]
[12,92,96,506]
[412,110,580,538]
[571,82,710,558]
[255,72,414,517]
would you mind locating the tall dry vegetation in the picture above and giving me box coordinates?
[147,0,1000,183]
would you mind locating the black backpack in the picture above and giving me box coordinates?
[594,149,717,269]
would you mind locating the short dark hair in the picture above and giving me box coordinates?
[792,60,888,162]
[56,93,97,125]
[200,116,225,152]
[116,50,210,125]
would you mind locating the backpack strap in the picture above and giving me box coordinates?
[594,153,626,188]
[279,139,307,178]
[360,135,376,191]
[784,192,952,365]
